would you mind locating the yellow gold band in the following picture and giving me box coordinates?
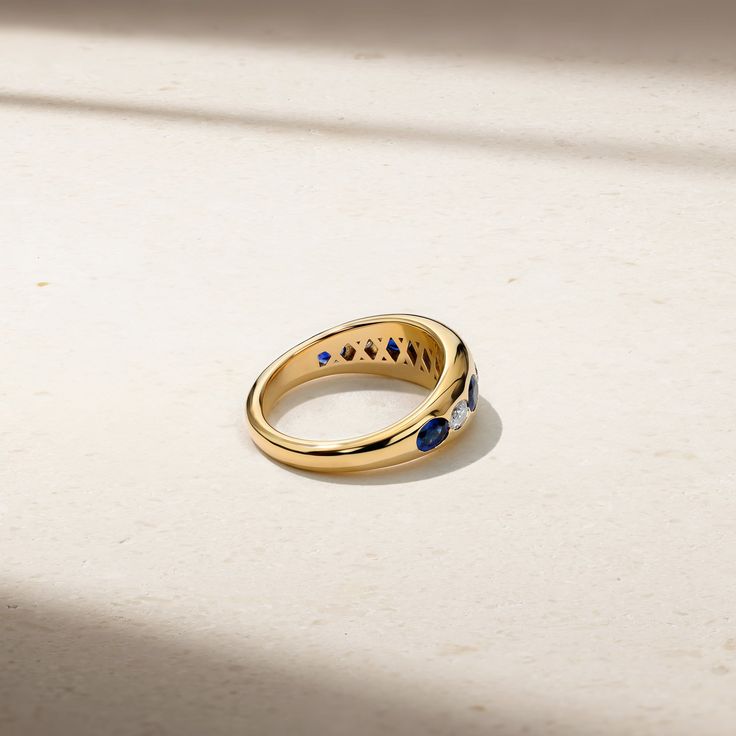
[245,314,478,472]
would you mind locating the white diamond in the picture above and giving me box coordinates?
[450,400,469,430]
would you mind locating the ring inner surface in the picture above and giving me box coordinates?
[260,321,445,417]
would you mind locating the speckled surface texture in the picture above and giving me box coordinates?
[2,3,736,734]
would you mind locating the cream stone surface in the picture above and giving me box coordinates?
[2,5,736,735]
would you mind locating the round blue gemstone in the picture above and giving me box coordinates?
[468,374,479,411]
[416,417,450,452]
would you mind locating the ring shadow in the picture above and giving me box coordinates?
[243,375,502,486]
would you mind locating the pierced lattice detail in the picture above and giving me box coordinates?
[317,332,442,375]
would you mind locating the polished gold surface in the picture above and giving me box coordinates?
[245,314,478,472]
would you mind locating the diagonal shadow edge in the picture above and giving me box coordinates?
[0,583,602,736]
[2,91,735,173]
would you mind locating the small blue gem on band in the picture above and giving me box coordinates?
[416,417,450,452]
[386,337,401,361]
[468,374,479,411]
[317,351,331,367]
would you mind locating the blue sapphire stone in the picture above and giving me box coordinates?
[386,337,401,361]
[468,374,479,411]
[417,417,450,452]
[317,351,331,367]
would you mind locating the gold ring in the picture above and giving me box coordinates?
[245,314,479,472]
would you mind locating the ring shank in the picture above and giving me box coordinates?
[246,314,476,472]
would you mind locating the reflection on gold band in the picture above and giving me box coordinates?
[246,314,478,472]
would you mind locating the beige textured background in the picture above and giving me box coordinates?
[2,3,736,734]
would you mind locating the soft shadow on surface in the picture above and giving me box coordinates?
[0,587,597,736]
[2,91,735,173]
[1,0,735,71]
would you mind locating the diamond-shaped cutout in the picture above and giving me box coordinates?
[386,337,400,361]
[317,351,331,367]
[340,344,356,361]
[422,349,432,371]
[406,341,418,365]
[364,339,378,359]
